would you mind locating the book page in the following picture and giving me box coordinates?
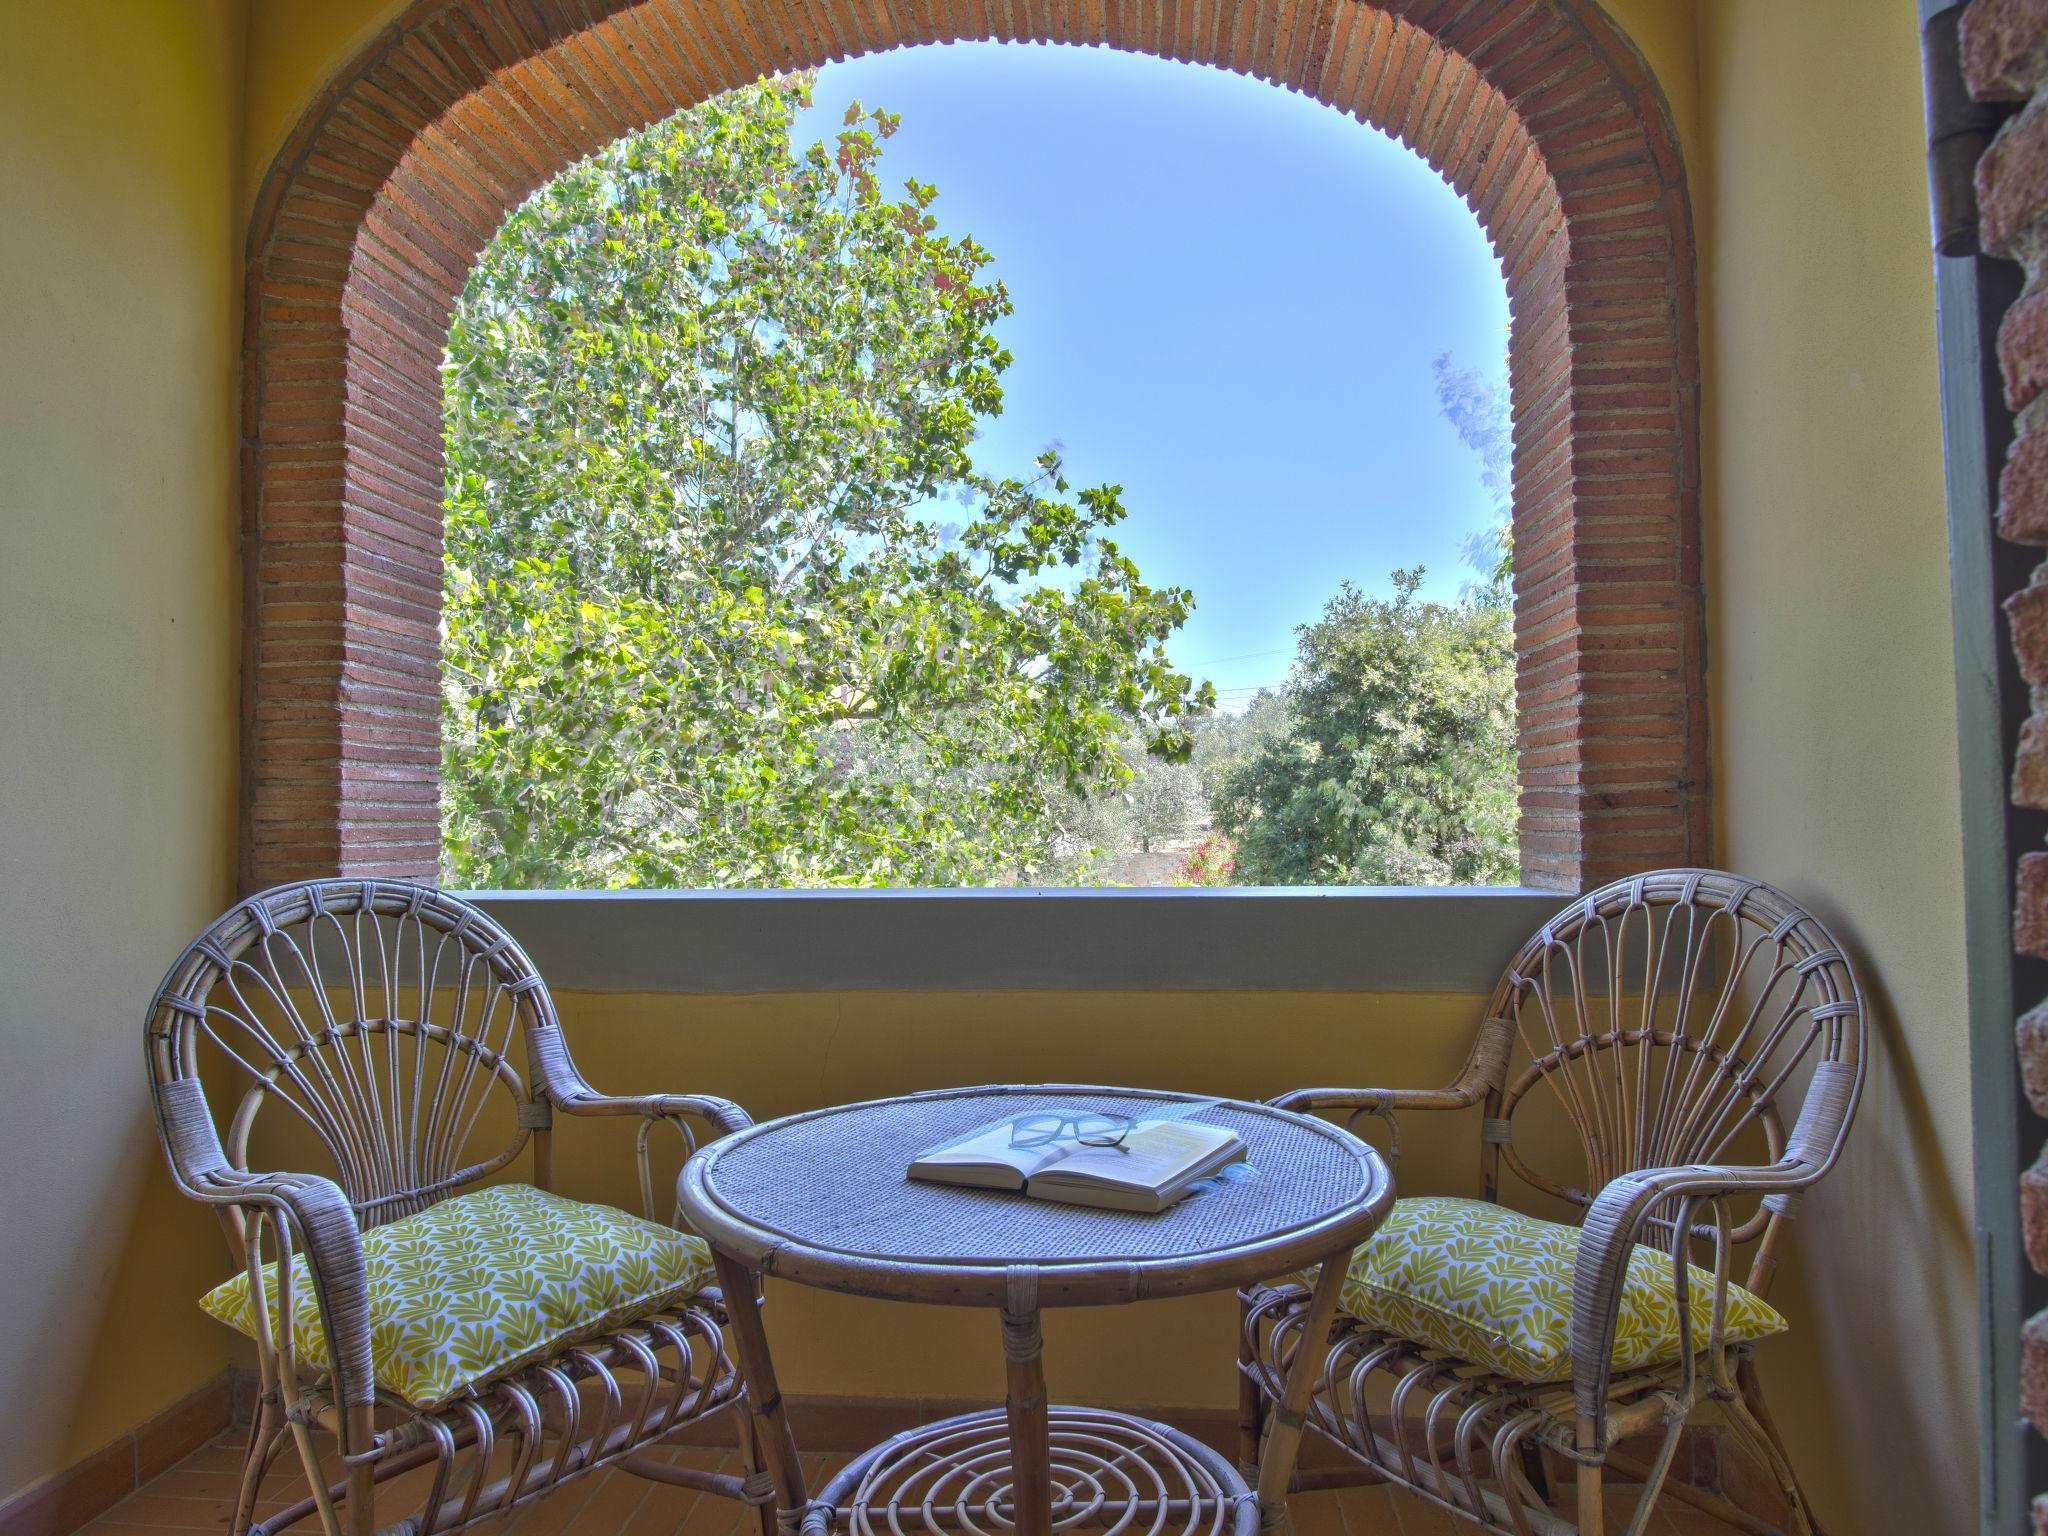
[1030,1120,1241,1194]
[909,1120,1062,1183]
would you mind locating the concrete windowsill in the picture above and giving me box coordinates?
[461,886,1569,994]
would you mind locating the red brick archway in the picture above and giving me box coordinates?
[241,0,1703,894]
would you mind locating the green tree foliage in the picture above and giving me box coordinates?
[1206,571,1517,887]
[1124,757,1205,854]
[1192,349,1518,888]
[1044,744,1204,876]
[440,76,1210,888]
[1190,690,1292,792]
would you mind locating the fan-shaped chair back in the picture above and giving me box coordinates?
[146,880,555,1231]
[1476,870,1863,1293]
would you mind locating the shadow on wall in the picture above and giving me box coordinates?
[1751,949,1977,1530]
[60,1114,239,1470]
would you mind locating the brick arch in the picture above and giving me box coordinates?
[242,0,1702,894]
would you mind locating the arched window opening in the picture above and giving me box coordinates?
[439,46,1519,890]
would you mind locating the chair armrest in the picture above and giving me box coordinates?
[1270,1013,1515,1119]
[522,1029,752,1223]
[1568,1158,1815,1424]
[552,1090,752,1224]
[153,1076,375,1412]
[524,1024,752,1134]
[1268,1085,1483,1115]
[552,1088,754,1136]
[1266,1085,1483,1176]
[1567,1055,1856,1423]
[191,1165,376,1415]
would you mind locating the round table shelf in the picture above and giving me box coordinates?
[801,1407,1258,1536]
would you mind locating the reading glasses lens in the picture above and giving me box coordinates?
[1008,1113,1131,1149]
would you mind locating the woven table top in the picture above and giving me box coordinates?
[677,1084,1392,1307]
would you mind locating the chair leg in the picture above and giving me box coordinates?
[231,1390,283,1536]
[287,1417,345,1536]
[1619,1416,1686,1536]
[1575,1458,1604,1536]
[1728,1360,1822,1536]
[1237,1290,1267,1479]
[1516,1441,1551,1510]
[342,1403,376,1536]
[345,1461,376,1536]
[1575,1417,1604,1536]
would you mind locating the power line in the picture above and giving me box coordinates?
[1174,644,1293,669]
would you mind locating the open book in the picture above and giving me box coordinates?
[907,1116,1247,1214]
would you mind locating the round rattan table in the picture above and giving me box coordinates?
[676,1084,1394,1536]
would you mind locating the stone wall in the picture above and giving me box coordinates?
[1963,1,2048,1527]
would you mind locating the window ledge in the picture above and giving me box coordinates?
[462,886,1568,994]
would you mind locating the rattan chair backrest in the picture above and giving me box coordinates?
[1476,870,1864,1279]
[146,879,556,1229]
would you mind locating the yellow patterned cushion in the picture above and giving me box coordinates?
[199,1184,714,1409]
[1295,1196,1784,1383]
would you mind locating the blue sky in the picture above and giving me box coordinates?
[796,43,1509,707]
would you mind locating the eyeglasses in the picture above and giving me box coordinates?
[1007,1112,1133,1150]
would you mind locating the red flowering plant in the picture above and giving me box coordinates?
[1174,834,1238,887]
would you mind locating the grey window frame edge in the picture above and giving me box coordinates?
[459,886,1567,995]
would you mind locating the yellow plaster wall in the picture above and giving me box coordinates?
[240,0,408,216]
[0,0,248,1500]
[1598,0,1702,169]
[1695,3,1978,1533]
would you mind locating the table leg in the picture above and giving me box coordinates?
[1253,1255,1346,1532]
[713,1251,811,1532]
[1001,1267,1053,1536]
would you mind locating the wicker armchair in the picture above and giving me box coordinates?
[1238,870,1863,1536]
[145,880,775,1536]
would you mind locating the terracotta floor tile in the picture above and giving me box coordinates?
[1380,1489,1468,1536]
[502,1467,619,1535]
[167,1445,249,1477]
[574,1468,668,1532]
[75,1430,1760,1536]
[675,1478,747,1536]
[1289,1489,1350,1536]
[1330,1482,1407,1535]
[88,1488,242,1531]
[1660,1504,1746,1536]
[136,1469,254,1504]
[619,1473,717,1536]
